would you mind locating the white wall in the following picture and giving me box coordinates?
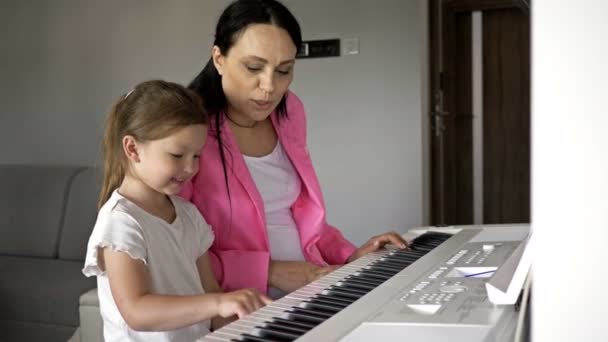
[0,0,428,245]
[532,0,608,341]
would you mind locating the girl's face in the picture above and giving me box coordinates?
[213,24,297,122]
[131,124,207,196]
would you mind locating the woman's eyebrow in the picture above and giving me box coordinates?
[243,55,295,65]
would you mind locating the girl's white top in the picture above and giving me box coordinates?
[83,190,214,342]
[244,141,306,299]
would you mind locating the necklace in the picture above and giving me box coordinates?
[226,114,258,128]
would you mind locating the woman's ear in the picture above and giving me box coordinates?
[122,135,141,163]
[212,46,225,76]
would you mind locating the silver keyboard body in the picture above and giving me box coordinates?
[202,224,530,342]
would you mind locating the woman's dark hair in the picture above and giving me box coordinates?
[188,0,302,209]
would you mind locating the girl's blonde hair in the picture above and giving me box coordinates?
[99,80,208,208]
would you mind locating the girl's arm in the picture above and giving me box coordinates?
[102,248,268,331]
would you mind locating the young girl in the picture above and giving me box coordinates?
[83,80,271,342]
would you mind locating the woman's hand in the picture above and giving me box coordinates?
[347,231,409,263]
[216,288,272,318]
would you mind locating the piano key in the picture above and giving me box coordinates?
[237,333,280,342]
[367,263,404,273]
[313,293,354,307]
[251,326,300,341]
[363,266,399,277]
[260,321,310,335]
[271,317,317,330]
[328,284,368,296]
[322,288,362,301]
[335,280,376,291]
[302,300,344,313]
[285,310,326,324]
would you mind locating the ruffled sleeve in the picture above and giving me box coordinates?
[82,210,147,277]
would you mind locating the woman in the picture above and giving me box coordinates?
[182,0,408,299]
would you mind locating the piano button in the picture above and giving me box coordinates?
[252,327,300,341]
[271,317,317,330]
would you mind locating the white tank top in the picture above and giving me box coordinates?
[243,141,306,298]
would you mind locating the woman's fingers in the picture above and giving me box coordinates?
[350,231,409,262]
[374,231,409,249]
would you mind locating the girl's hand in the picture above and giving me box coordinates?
[216,289,272,318]
[347,231,409,263]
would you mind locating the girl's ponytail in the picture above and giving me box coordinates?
[98,98,127,208]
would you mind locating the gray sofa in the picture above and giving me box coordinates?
[0,165,101,342]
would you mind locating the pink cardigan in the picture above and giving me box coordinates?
[181,91,356,294]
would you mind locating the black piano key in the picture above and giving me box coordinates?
[302,300,343,314]
[356,270,393,280]
[323,288,363,300]
[411,246,433,253]
[377,259,411,269]
[261,322,309,335]
[328,285,368,296]
[335,280,376,291]
[253,327,299,341]
[385,252,419,261]
[366,263,403,273]
[313,294,353,307]
[286,310,326,324]
[394,249,426,257]
[236,334,280,342]
[271,317,317,330]
[347,274,386,285]
[361,267,397,277]
[289,307,333,319]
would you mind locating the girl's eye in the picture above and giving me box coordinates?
[276,69,291,75]
[194,155,200,159]
[170,153,183,159]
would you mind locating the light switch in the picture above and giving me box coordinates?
[343,37,359,55]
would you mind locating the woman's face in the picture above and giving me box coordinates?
[213,24,297,122]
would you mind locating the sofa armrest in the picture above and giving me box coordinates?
[79,288,103,342]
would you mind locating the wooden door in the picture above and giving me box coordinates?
[429,0,530,225]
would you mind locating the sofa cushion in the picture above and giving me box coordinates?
[0,320,77,342]
[0,165,84,257]
[0,256,96,327]
[59,167,101,260]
